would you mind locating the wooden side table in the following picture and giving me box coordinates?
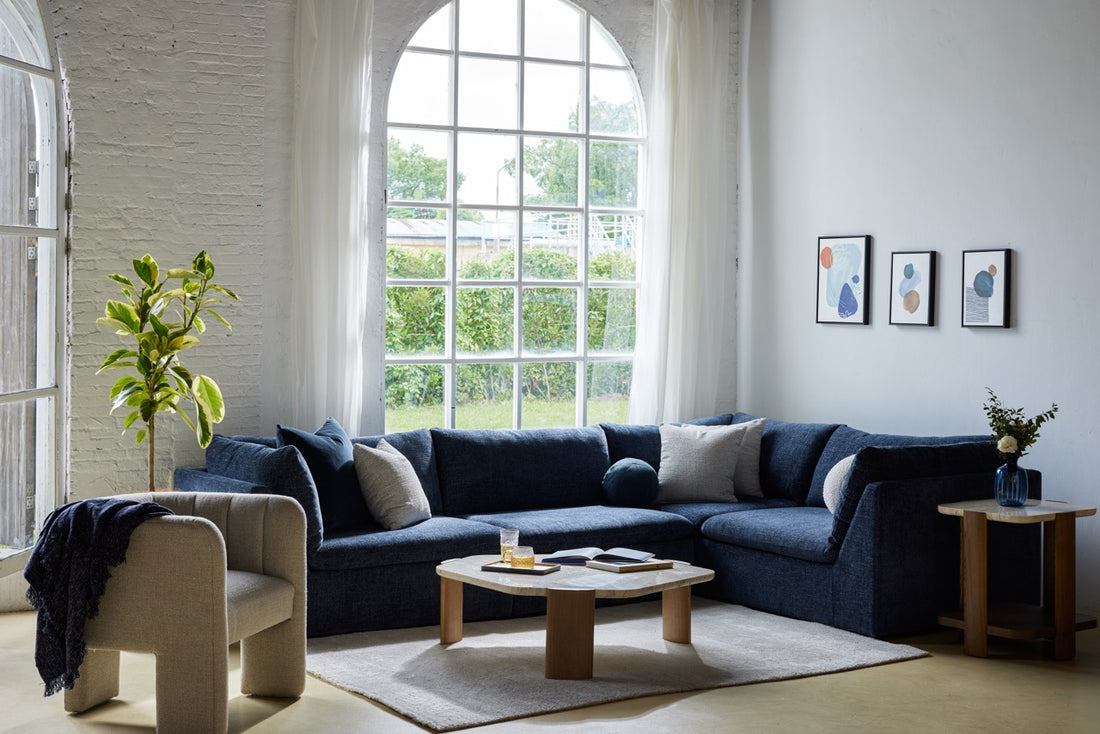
[937,499,1097,659]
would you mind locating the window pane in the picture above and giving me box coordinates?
[588,214,638,279]
[385,364,444,432]
[457,286,514,356]
[0,0,52,68]
[409,3,452,50]
[590,69,640,136]
[456,363,513,429]
[524,62,582,134]
[0,65,55,227]
[388,128,452,203]
[388,52,451,126]
[589,141,638,207]
[586,361,631,425]
[458,0,518,56]
[457,209,516,279]
[589,18,626,67]
[386,286,446,356]
[457,56,517,129]
[1,235,53,391]
[521,361,575,427]
[587,287,635,353]
[457,132,518,206]
[524,135,580,206]
[524,0,582,61]
[522,287,576,354]
[0,396,51,557]
[523,211,579,280]
[386,208,447,280]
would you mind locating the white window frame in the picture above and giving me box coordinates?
[385,0,644,430]
[0,0,68,576]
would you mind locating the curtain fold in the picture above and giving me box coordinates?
[629,0,736,425]
[290,0,373,434]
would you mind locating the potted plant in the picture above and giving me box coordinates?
[97,251,239,490]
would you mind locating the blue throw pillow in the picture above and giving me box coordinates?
[602,458,659,507]
[276,417,369,534]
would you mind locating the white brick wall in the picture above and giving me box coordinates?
[50,0,295,497]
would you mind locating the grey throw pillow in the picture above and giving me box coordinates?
[732,417,766,498]
[656,423,745,503]
[352,439,431,530]
[822,453,856,514]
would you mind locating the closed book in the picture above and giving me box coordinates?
[585,559,674,573]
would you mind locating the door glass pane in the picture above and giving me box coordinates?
[387,208,447,279]
[588,287,635,353]
[589,18,625,67]
[524,0,582,61]
[457,132,518,207]
[522,211,579,280]
[385,364,444,432]
[588,214,638,280]
[387,128,452,203]
[386,286,446,356]
[456,286,514,356]
[456,363,513,428]
[457,56,517,130]
[589,141,638,208]
[522,287,576,354]
[521,361,575,427]
[0,0,52,68]
[586,361,631,425]
[457,209,516,279]
[524,62,582,133]
[0,396,51,558]
[589,68,640,136]
[458,0,518,56]
[389,52,451,126]
[524,135,580,206]
[408,3,452,50]
[1,235,53,391]
[0,65,55,227]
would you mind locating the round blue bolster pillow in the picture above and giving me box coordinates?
[602,457,659,507]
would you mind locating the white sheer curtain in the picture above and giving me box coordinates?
[629,0,736,425]
[290,0,373,434]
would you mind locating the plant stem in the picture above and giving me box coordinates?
[148,413,155,491]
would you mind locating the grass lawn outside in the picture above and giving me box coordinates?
[385,396,629,433]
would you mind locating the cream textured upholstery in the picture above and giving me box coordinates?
[63,492,307,733]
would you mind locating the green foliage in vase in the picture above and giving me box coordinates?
[97,251,239,490]
[983,387,1059,461]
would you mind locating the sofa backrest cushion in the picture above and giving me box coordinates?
[276,418,370,533]
[206,434,324,554]
[351,428,443,515]
[600,413,735,470]
[807,425,992,508]
[732,413,839,503]
[432,426,610,515]
[828,441,1001,551]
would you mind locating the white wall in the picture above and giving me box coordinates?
[739,0,1100,611]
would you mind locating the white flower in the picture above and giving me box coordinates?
[997,435,1019,454]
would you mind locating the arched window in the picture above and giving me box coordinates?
[0,0,65,571]
[385,0,643,430]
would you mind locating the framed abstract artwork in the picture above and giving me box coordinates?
[817,235,870,324]
[889,251,936,326]
[961,249,1011,328]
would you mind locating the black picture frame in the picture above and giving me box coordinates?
[889,251,936,326]
[816,235,871,325]
[961,249,1011,328]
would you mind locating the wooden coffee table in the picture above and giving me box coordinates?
[436,555,715,679]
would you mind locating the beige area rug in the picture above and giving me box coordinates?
[306,599,927,731]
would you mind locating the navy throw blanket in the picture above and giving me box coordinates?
[23,497,173,696]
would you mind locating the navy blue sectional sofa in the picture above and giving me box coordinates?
[174,413,1041,639]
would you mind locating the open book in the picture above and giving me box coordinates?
[539,547,654,565]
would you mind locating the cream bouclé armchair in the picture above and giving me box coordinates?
[63,491,307,733]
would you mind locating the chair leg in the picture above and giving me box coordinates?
[240,617,306,698]
[64,648,120,713]
[154,646,229,734]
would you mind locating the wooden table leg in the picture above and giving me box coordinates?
[662,587,692,643]
[1051,513,1076,660]
[440,577,464,644]
[962,510,989,657]
[545,589,595,679]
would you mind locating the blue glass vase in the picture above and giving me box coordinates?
[995,457,1028,507]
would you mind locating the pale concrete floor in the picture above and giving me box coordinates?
[2,609,1098,733]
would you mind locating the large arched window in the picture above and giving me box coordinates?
[385,0,643,431]
[0,0,65,572]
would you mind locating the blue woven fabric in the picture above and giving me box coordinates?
[733,413,839,502]
[701,507,836,563]
[602,458,659,507]
[600,413,734,471]
[277,418,369,534]
[659,497,799,529]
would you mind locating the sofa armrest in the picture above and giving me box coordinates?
[174,467,262,494]
[832,471,1041,637]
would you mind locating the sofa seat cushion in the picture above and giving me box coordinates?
[807,425,991,507]
[310,517,500,570]
[701,507,836,564]
[660,498,799,529]
[733,413,839,503]
[432,427,610,515]
[462,505,694,554]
